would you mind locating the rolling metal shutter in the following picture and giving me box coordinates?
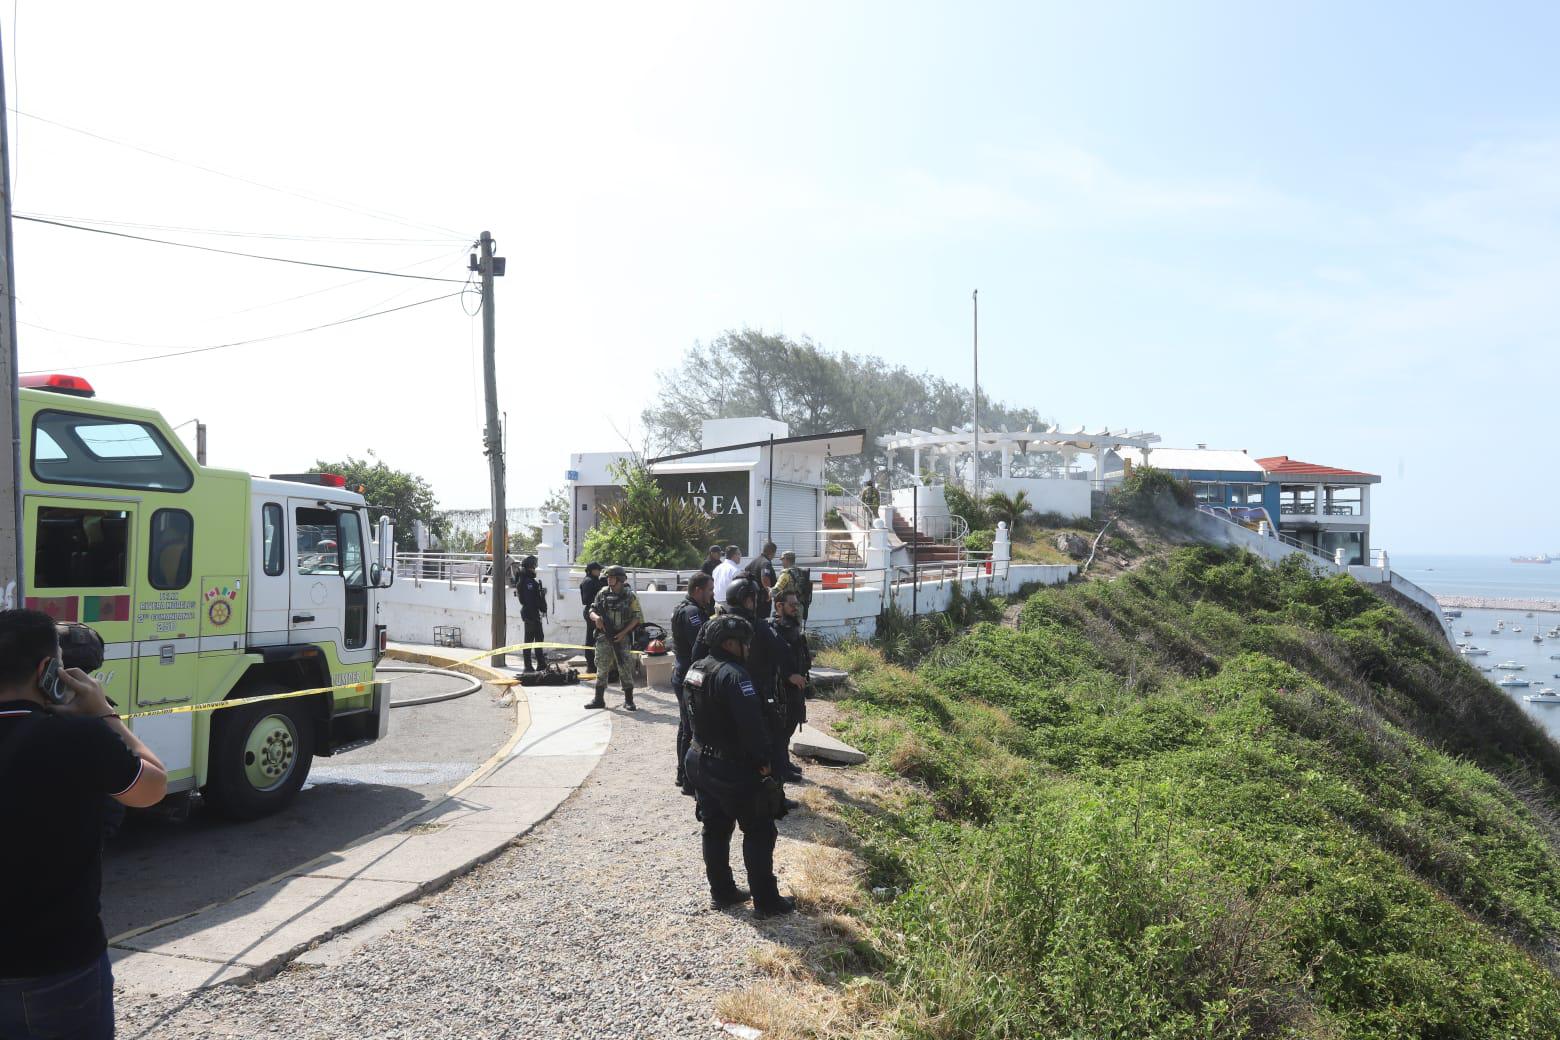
[767,483,820,558]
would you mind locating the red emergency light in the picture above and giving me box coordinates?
[19,374,96,398]
[269,472,349,488]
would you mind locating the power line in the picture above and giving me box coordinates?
[10,107,466,238]
[16,211,464,246]
[16,214,469,283]
[20,291,460,372]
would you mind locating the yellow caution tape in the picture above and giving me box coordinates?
[120,639,651,720]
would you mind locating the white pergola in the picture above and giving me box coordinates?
[877,424,1161,485]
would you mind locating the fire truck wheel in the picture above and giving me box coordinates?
[206,690,317,820]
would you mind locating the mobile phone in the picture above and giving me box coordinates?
[40,658,66,705]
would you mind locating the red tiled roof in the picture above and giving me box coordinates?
[1256,456,1378,480]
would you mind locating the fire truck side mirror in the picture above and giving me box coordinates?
[376,516,396,586]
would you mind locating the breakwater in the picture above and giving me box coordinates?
[1436,595,1560,613]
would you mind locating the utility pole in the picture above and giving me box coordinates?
[971,288,980,500]
[0,34,22,608]
[474,231,508,666]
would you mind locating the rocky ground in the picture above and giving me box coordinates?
[116,685,870,1040]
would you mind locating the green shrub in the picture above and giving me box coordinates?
[579,457,713,568]
[964,528,994,553]
[1111,464,1196,519]
[943,484,991,529]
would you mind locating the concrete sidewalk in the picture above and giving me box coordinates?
[111,645,612,996]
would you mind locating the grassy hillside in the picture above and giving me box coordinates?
[824,547,1560,1039]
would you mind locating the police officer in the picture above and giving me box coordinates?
[671,572,715,794]
[515,555,549,672]
[578,561,604,673]
[682,614,795,918]
[772,589,811,784]
[586,565,643,711]
[743,540,778,617]
[772,550,813,622]
[691,579,802,793]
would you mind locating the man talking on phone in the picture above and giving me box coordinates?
[0,609,168,1039]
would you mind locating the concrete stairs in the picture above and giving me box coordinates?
[891,514,964,565]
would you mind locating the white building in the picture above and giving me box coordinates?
[566,418,864,562]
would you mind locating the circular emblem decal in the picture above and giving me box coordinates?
[208,599,233,627]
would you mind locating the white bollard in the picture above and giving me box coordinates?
[994,521,1011,564]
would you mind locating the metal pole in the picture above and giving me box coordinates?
[912,484,918,619]
[766,433,774,551]
[477,231,509,667]
[0,33,22,607]
[971,288,980,501]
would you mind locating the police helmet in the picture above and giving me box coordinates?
[604,565,628,580]
[725,576,760,609]
[522,555,538,568]
[704,613,754,650]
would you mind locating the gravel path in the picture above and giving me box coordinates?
[116,683,789,1040]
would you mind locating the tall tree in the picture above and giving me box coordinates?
[313,453,444,551]
[642,329,1045,481]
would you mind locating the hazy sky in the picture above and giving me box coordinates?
[7,2,1559,553]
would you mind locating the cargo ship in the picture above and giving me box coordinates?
[1512,554,1552,564]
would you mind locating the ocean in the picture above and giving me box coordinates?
[1393,554,1560,739]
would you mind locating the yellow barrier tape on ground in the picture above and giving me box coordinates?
[119,640,646,720]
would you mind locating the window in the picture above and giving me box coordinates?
[33,507,130,589]
[339,512,366,589]
[31,410,193,492]
[296,507,342,575]
[149,510,194,590]
[262,504,285,576]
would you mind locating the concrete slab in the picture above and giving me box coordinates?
[301,825,519,887]
[410,783,578,828]
[117,874,418,975]
[511,698,612,757]
[482,753,602,789]
[293,904,428,968]
[791,723,867,765]
[110,948,251,996]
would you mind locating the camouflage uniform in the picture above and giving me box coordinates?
[591,583,644,697]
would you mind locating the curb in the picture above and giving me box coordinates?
[112,647,610,997]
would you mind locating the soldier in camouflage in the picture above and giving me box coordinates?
[585,565,643,711]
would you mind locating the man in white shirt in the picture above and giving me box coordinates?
[711,545,743,604]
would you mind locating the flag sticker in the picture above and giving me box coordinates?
[25,596,79,622]
[83,595,131,623]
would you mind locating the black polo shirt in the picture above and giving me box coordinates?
[0,701,144,977]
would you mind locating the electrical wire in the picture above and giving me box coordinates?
[15,211,465,246]
[10,106,467,238]
[16,214,468,283]
[20,291,460,372]
[223,248,467,318]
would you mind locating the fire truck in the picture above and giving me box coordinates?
[18,374,394,819]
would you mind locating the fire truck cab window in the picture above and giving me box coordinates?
[31,410,193,492]
[34,507,131,589]
[262,503,285,576]
[148,509,194,590]
[296,508,342,575]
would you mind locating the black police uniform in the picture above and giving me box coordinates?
[682,648,784,909]
[774,613,811,753]
[579,571,604,672]
[516,567,549,671]
[690,604,794,775]
[743,554,777,616]
[669,595,707,791]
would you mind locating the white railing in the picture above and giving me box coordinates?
[395,551,498,586]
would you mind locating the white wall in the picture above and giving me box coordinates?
[380,561,1076,650]
[987,477,1092,520]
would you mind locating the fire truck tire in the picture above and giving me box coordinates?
[205,690,317,820]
